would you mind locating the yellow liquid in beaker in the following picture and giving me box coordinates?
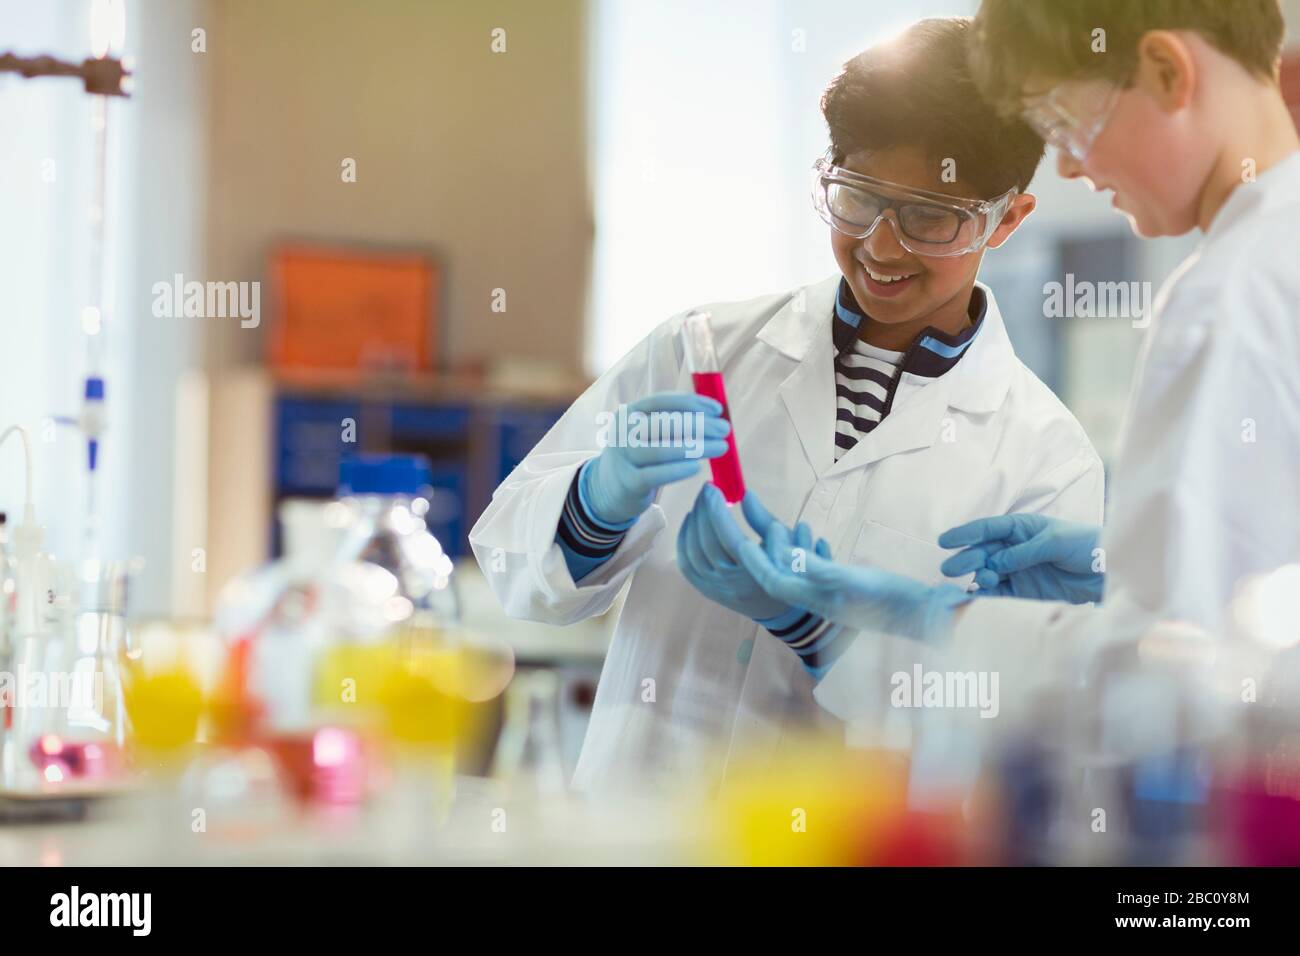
[313,637,472,749]
[120,658,205,753]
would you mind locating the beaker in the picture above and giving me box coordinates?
[492,669,568,802]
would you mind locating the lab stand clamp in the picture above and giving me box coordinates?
[0,51,131,97]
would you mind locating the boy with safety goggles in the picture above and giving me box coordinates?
[723,0,1300,726]
[471,17,1103,792]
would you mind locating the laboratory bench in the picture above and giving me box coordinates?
[0,778,699,866]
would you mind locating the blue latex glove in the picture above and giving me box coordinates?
[583,392,732,525]
[938,513,1104,603]
[677,484,830,621]
[715,492,970,642]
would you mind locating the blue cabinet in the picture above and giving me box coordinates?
[272,391,567,559]
[275,397,362,494]
[488,405,566,484]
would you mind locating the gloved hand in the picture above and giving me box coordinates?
[714,491,970,642]
[677,483,830,621]
[583,392,732,526]
[938,513,1104,603]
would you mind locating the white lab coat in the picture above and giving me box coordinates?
[821,152,1300,726]
[470,276,1104,793]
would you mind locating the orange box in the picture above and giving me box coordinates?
[269,245,438,372]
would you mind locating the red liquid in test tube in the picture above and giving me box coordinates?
[682,311,746,503]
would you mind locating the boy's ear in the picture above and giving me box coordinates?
[986,193,1036,249]
[1134,30,1196,111]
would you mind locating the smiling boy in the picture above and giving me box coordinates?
[820,21,1035,353]
[471,17,1104,792]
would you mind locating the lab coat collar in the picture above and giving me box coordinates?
[932,281,1016,415]
[1206,148,1300,238]
[758,276,839,476]
[756,275,841,360]
[831,278,986,379]
[758,276,1016,478]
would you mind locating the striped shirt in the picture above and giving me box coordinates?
[554,460,638,582]
[830,278,987,457]
[756,605,847,679]
[835,339,903,460]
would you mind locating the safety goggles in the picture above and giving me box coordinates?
[811,155,1018,258]
[1019,80,1122,163]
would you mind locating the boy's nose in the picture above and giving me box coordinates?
[862,215,908,260]
[1056,148,1084,180]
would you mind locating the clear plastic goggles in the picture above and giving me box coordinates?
[1019,80,1121,163]
[811,155,1018,258]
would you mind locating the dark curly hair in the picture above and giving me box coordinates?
[820,17,1044,198]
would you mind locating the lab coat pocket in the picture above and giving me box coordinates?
[848,520,966,588]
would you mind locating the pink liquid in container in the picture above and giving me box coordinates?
[682,310,746,503]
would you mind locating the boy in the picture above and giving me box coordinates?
[730,0,1300,723]
[470,18,1103,793]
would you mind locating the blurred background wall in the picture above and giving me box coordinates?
[202,0,590,373]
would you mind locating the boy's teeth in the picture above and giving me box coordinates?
[865,267,914,284]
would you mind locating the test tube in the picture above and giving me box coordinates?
[681,311,746,503]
